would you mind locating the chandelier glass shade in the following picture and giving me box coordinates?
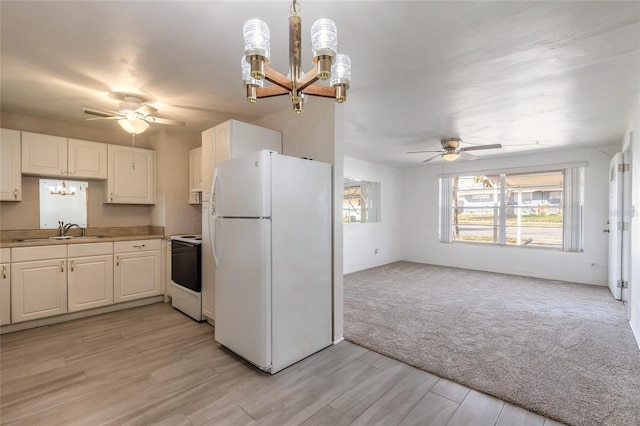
[242,0,351,113]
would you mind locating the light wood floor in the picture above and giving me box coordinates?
[1,303,565,425]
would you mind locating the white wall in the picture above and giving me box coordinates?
[343,157,403,274]
[622,100,640,346]
[252,99,345,343]
[402,146,612,286]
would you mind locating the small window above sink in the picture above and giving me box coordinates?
[39,179,88,229]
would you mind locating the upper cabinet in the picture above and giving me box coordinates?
[201,120,282,198]
[0,128,22,201]
[189,147,203,204]
[106,144,156,204]
[67,138,108,179]
[201,127,215,199]
[21,132,107,179]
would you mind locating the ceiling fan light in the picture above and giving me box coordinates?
[442,152,460,162]
[118,118,149,134]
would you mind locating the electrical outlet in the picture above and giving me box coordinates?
[374,248,379,254]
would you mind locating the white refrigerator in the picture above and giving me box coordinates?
[209,150,332,374]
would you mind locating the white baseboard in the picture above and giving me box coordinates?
[0,296,163,335]
[333,336,345,345]
[630,320,640,350]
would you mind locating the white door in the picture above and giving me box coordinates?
[214,150,271,218]
[68,255,114,312]
[12,259,67,323]
[114,250,161,302]
[214,218,271,370]
[608,152,630,301]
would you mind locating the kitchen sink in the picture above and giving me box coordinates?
[16,235,111,242]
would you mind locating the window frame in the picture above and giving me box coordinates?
[438,163,585,252]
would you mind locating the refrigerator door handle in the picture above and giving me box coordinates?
[210,168,218,216]
[211,217,219,267]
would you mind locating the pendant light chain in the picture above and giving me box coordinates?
[131,134,136,170]
[290,0,300,16]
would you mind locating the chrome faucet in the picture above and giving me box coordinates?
[58,221,80,237]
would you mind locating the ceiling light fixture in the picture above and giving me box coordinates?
[442,151,460,162]
[117,114,150,135]
[242,0,352,113]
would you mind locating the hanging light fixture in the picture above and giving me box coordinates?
[49,181,76,196]
[242,0,352,113]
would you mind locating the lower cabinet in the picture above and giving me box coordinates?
[68,243,114,313]
[3,240,163,327]
[114,240,162,303]
[11,245,68,323]
[1,248,11,326]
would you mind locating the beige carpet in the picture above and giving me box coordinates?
[344,261,640,426]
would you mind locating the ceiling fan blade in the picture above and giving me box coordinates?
[136,104,157,116]
[422,154,442,163]
[85,116,121,121]
[407,150,443,154]
[84,108,120,118]
[460,143,502,152]
[143,116,186,126]
[459,151,478,160]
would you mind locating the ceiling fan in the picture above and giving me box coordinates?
[407,138,502,163]
[84,95,185,134]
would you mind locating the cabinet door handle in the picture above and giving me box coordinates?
[61,170,67,175]
[2,265,6,279]
[133,244,146,248]
[110,192,114,202]
[60,260,65,273]
[13,188,19,199]
[70,171,75,175]
[70,260,74,272]
[116,255,120,266]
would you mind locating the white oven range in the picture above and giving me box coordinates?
[170,234,203,321]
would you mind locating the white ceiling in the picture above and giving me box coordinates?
[1,1,639,168]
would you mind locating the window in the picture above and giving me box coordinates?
[343,178,381,223]
[439,167,584,251]
[39,179,88,228]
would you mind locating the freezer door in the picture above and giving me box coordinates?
[214,218,271,370]
[215,150,271,218]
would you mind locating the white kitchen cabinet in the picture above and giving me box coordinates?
[114,240,162,303]
[11,245,68,323]
[201,127,215,200]
[200,120,282,322]
[0,128,22,201]
[189,147,203,204]
[1,248,11,326]
[67,138,108,179]
[204,119,281,196]
[67,243,114,313]
[21,132,107,179]
[106,145,156,204]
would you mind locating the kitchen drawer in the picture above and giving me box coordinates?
[114,239,161,253]
[68,242,113,257]
[11,245,67,262]
[0,248,9,263]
